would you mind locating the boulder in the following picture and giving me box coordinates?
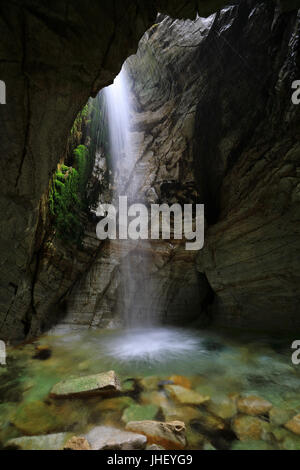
[168,375,191,389]
[206,396,237,420]
[82,426,147,450]
[269,407,295,427]
[162,404,203,423]
[165,385,210,406]
[126,420,186,450]
[12,401,66,435]
[122,404,159,424]
[237,396,272,416]
[284,414,300,436]
[64,436,91,450]
[5,433,73,450]
[232,416,264,441]
[50,371,121,398]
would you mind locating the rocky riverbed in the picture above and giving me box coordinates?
[1,327,300,450]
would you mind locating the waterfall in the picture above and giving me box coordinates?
[104,65,153,328]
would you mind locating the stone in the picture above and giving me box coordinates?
[232,416,264,442]
[122,378,137,393]
[191,411,226,434]
[237,396,272,416]
[5,433,73,450]
[33,345,52,361]
[231,440,275,451]
[140,376,163,391]
[206,396,237,420]
[162,404,203,423]
[146,444,165,450]
[50,371,121,398]
[97,396,135,413]
[168,375,191,389]
[203,442,217,450]
[140,391,169,408]
[126,420,186,450]
[165,385,210,406]
[186,427,206,449]
[269,407,295,427]
[284,414,300,436]
[12,401,65,435]
[64,436,91,450]
[122,404,159,424]
[82,426,147,450]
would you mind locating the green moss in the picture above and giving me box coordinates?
[49,145,89,246]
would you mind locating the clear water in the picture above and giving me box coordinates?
[1,327,300,450]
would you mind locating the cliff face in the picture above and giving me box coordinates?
[1,0,300,339]
[0,0,233,341]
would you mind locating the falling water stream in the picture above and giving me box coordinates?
[104,65,155,329]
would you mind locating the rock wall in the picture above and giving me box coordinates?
[64,1,300,331]
[0,0,233,341]
[1,0,300,339]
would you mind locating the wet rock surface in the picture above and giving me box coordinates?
[126,420,186,450]
[50,371,121,398]
[83,426,147,450]
[1,328,300,450]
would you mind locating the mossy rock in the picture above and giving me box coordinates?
[122,404,159,424]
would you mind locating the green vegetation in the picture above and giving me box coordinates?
[49,145,90,246]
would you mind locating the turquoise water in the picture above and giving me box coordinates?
[1,327,300,450]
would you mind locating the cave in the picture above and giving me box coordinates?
[0,0,300,452]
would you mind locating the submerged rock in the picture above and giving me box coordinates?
[97,396,135,413]
[206,395,237,420]
[12,401,66,435]
[231,440,275,451]
[269,407,295,427]
[232,416,264,441]
[33,345,52,361]
[5,433,73,450]
[126,420,186,450]
[140,391,169,408]
[162,404,202,423]
[122,404,159,424]
[50,371,121,398]
[284,414,300,436]
[168,375,191,389]
[146,444,165,450]
[165,385,210,406]
[237,396,272,416]
[64,436,91,450]
[82,426,147,450]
